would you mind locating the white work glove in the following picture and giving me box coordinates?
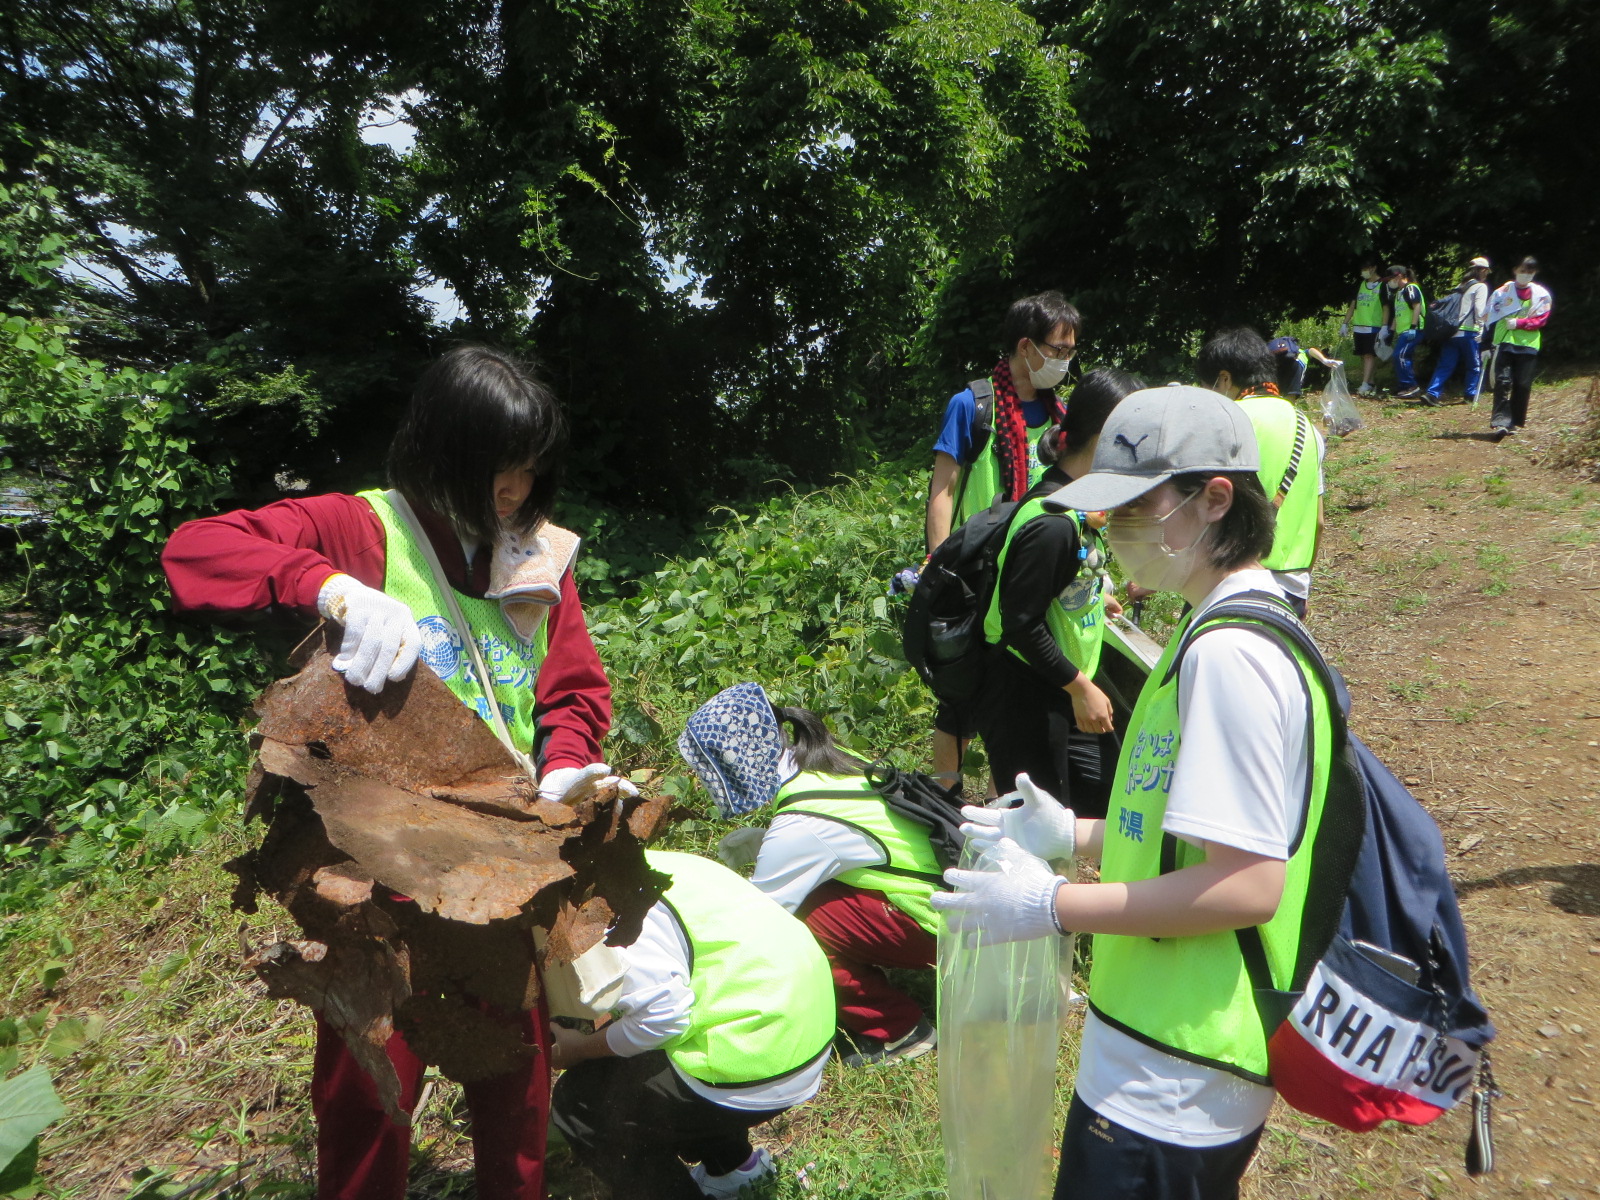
[1338,321,1351,339]
[537,762,640,804]
[316,574,421,694]
[930,838,1064,944]
[959,773,1077,862]
[715,826,766,870]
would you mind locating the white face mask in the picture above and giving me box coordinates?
[1363,272,1379,283]
[1515,272,1535,286]
[1106,492,1208,592]
[1026,343,1072,390]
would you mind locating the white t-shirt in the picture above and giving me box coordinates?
[749,810,887,912]
[1076,569,1311,1146]
[603,902,828,1111]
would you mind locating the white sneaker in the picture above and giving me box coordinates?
[691,1147,775,1198]
[1357,381,1374,396]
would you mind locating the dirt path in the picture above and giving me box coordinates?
[1276,376,1600,1198]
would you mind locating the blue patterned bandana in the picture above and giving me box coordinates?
[678,682,786,818]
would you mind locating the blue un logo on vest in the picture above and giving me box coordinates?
[416,615,463,680]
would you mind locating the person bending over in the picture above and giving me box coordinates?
[550,850,834,1200]
[677,684,943,1067]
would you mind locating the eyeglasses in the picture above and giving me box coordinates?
[1036,339,1078,361]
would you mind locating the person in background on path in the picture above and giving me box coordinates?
[923,291,1082,788]
[162,346,624,1200]
[676,684,942,1068]
[1488,257,1553,438]
[1200,329,1326,618]
[550,849,834,1200]
[935,386,1353,1200]
[1382,265,1427,399]
[1339,257,1386,396]
[1266,336,1341,398]
[1424,256,1492,406]
[974,368,1144,817]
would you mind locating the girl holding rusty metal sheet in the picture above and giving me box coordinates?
[163,345,624,1200]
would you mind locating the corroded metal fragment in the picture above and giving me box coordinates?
[232,634,671,1088]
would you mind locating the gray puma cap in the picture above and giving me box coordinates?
[1043,385,1260,513]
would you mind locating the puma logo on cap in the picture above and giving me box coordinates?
[1113,432,1150,459]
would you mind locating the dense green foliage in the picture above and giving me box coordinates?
[594,472,929,804]
[4,0,1595,904]
[0,179,271,910]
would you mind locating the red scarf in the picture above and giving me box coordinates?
[991,358,1063,502]
[1238,382,1282,399]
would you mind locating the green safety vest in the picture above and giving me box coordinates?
[1352,280,1385,328]
[983,494,1109,681]
[1492,288,1543,352]
[361,490,547,752]
[1088,604,1338,1083]
[772,770,945,934]
[1393,284,1426,334]
[954,392,1051,528]
[1234,397,1319,573]
[646,850,836,1086]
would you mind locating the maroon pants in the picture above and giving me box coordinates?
[310,996,551,1200]
[798,881,937,1042]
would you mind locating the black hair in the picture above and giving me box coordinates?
[1517,256,1539,271]
[772,706,864,777]
[1040,367,1144,465]
[999,290,1081,353]
[387,345,568,545]
[1170,471,1276,570]
[1196,327,1274,393]
[1359,256,1380,270]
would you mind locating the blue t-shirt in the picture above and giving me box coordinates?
[933,388,1051,465]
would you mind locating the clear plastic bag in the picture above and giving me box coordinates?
[1374,328,1395,362]
[938,841,1067,1200]
[1321,363,1363,437]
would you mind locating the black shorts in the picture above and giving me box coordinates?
[934,700,977,739]
[1055,1093,1265,1200]
[1352,330,1377,356]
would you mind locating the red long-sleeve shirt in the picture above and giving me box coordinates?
[162,492,611,772]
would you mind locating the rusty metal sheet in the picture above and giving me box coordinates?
[254,625,529,798]
[259,740,576,924]
[235,639,671,1089]
[248,936,413,1124]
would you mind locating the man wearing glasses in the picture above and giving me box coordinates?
[922,290,1082,788]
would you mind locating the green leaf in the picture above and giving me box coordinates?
[0,1136,38,1193]
[611,703,662,747]
[0,1068,66,1175]
[43,1014,103,1059]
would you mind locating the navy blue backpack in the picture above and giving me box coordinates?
[1173,595,1498,1171]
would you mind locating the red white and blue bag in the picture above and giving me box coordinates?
[1174,596,1498,1171]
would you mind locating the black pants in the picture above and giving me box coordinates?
[974,646,1113,818]
[1054,1093,1264,1200]
[1491,351,1538,430]
[551,1051,783,1200]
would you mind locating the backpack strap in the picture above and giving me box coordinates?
[949,378,996,523]
[967,379,995,458]
[1165,591,1366,1038]
[1274,413,1310,511]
